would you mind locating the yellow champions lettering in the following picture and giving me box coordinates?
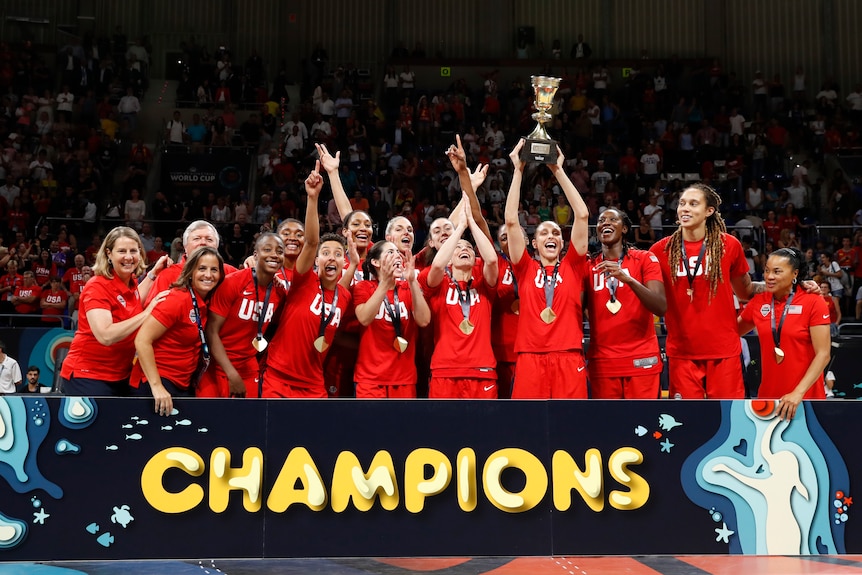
[330,450,399,512]
[141,447,205,513]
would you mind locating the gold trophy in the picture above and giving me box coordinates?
[521,75,561,164]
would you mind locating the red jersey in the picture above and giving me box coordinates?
[650,233,749,360]
[353,279,419,386]
[41,288,68,323]
[0,273,23,302]
[13,284,42,314]
[854,246,862,278]
[63,266,87,295]
[824,294,839,323]
[130,287,208,390]
[208,268,287,372]
[61,274,142,381]
[264,267,353,391]
[146,260,238,305]
[836,247,857,270]
[32,263,53,286]
[275,266,295,291]
[739,290,828,399]
[510,247,587,353]
[491,256,519,363]
[418,267,497,379]
[763,220,781,245]
[586,249,664,377]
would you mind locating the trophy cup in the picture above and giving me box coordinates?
[521,75,561,164]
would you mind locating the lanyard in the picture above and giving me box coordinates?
[381,283,403,339]
[251,268,274,346]
[317,281,340,339]
[446,268,473,323]
[541,261,561,310]
[500,251,519,299]
[771,290,795,349]
[188,287,209,360]
[681,239,708,295]
[601,254,622,303]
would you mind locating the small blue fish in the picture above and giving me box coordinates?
[197,428,208,433]
[161,425,172,431]
[121,424,133,429]
[105,445,118,451]
[125,433,142,441]
[175,419,192,426]
[853,383,862,389]
[136,419,149,425]
[658,414,683,431]
[170,408,179,416]
[130,416,139,420]
[634,425,647,437]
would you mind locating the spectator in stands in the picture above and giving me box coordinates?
[165,110,186,144]
[124,188,146,231]
[117,86,141,134]
[17,366,43,394]
[60,227,170,396]
[40,276,68,327]
[10,270,41,327]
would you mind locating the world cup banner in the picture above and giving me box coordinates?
[159,148,253,197]
[0,397,856,560]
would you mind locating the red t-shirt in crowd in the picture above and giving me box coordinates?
[650,233,749,360]
[61,274,142,382]
[586,249,664,377]
[418,266,497,379]
[353,279,419,386]
[13,283,42,315]
[41,287,68,324]
[510,246,587,354]
[130,287,208,390]
[739,290,828,399]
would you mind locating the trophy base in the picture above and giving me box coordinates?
[520,137,559,164]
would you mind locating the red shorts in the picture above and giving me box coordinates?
[322,340,358,397]
[589,373,661,399]
[354,382,417,398]
[668,357,744,399]
[496,361,515,399]
[429,377,498,399]
[511,351,587,399]
[262,366,327,398]
[195,364,260,398]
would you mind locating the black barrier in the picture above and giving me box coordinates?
[0,397,857,560]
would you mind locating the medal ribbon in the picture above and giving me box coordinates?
[317,280,340,340]
[681,240,708,296]
[252,268,274,350]
[770,290,795,350]
[603,254,622,303]
[500,252,519,299]
[189,287,210,361]
[542,261,561,311]
[446,268,473,324]
[381,283,403,340]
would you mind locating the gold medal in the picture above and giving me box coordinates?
[774,347,785,364]
[459,318,475,335]
[686,288,694,302]
[510,299,520,315]
[252,336,268,352]
[540,307,557,324]
[393,336,409,353]
[605,299,622,314]
[314,336,329,353]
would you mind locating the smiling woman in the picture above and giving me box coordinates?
[131,247,225,415]
[60,227,172,397]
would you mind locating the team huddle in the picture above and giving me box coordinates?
[60,139,831,420]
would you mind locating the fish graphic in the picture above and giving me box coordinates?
[175,419,192,426]
[106,445,119,451]
[125,434,142,440]
[121,424,133,429]
[130,416,139,420]
[658,414,683,431]
[197,428,208,433]
[634,425,648,437]
[136,419,149,425]
[161,426,173,431]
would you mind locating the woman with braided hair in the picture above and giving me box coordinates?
[649,183,755,398]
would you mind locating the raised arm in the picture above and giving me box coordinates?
[549,146,589,256]
[86,288,170,346]
[354,250,397,326]
[296,162,322,275]
[428,205,469,288]
[466,202,499,287]
[447,134,492,241]
[404,252,430,327]
[504,139,527,265]
[315,143,351,219]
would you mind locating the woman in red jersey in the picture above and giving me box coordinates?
[60,226,170,396]
[263,164,359,398]
[587,208,666,398]
[738,248,830,420]
[132,247,224,414]
[421,201,499,398]
[491,224,524,398]
[202,233,287,398]
[503,140,591,399]
[353,240,430,397]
